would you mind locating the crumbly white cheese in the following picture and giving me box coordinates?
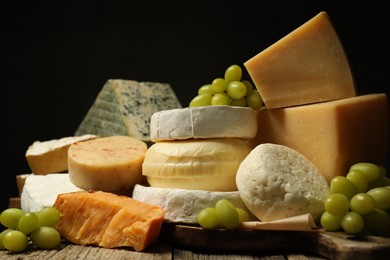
[21,174,84,212]
[75,79,182,142]
[132,184,256,223]
[150,106,257,141]
[236,143,329,222]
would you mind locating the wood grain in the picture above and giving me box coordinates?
[160,223,390,260]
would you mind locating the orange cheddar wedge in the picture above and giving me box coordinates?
[53,191,164,251]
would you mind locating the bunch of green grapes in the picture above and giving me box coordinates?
[189,64,263,109]
[320,162,390,236]
[197,199,250,230]
[0,207,61,252]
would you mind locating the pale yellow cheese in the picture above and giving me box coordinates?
[68,135,147,193]
[252,94,389,182]
[244,11,356,109]
[142,138,252,191]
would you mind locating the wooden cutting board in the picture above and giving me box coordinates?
[160,223,390,260]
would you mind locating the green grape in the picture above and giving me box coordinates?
[224,64,242,83]
[341,211,365,235]
[241,80,254,96]
[37,207,61,227]
[197,208,220,229]
[324,193,350,216]
[230,97,247,107]
[226,81,247,99]
[30,226,60,249]
[215,199,239,230]
[0,229,13,250]
[246,89,263,110]
[378,165,387,178]
[211,78,227,93]
[18,212,39,235]
[198,84,215,95]
[367,176,390,190]
[0,208,25,229]
[320,211,343,231]
[350,193,375,215]
[189,93,212,107]
[363,208,390,233]
[2,230,28,252]
[350,162,380,182]
[346,169,368,193]
[236,208,250,223]
[211,93,230,106]
[367,187,390,210]
[330,176,357,200]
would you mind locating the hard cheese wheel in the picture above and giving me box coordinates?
[236,143,329,222]
[150,106,257,141]
[132,184,255,224]
[68,135,147,193]
[142,138,251,191]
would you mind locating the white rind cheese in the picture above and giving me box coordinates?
[132,184,256,223]
[150,106,257,141]
[25,134,97,174]
[21,174,84,212]
[75,79,182,142]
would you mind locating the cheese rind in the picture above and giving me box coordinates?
[25,134,97,174]
[68,136,147,193]
[252,94,389,182]
[20,174,84,212]
[150,106,257,141]
[244,11,356,109]
[132,184,256,223]
[142,138,251,191]
[75,79,182,142]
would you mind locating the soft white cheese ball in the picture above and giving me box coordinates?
[236,143,329,222]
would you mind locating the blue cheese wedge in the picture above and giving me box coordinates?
[75,79,182,142]
[21,174,84,212]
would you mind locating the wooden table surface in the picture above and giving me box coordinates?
[0,239,326,260]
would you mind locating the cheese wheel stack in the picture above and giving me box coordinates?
[141,106,256,191]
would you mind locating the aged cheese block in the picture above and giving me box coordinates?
[150,106,257,141]
[21,173,84,212]
[25,134,97,174]
[68,136,148,193]
[142,138,252,191]
[75,79,182,142]
[132,184,256,224]
[251,93,389,182]
[244,11,356,109]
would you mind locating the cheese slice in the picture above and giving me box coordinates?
[75,79,182,143]
[25,134,97,174]
[21,173,84,212]
[244,11,356,109]
[150,106,257,141]
[68,135,148,193]
[132,184,256,224]
[252,94,389,182]
[142,138,251,191]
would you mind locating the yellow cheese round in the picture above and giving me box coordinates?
[142,138,251,191]
[68,135,147,193]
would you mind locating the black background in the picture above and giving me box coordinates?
[2,1,389,211]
